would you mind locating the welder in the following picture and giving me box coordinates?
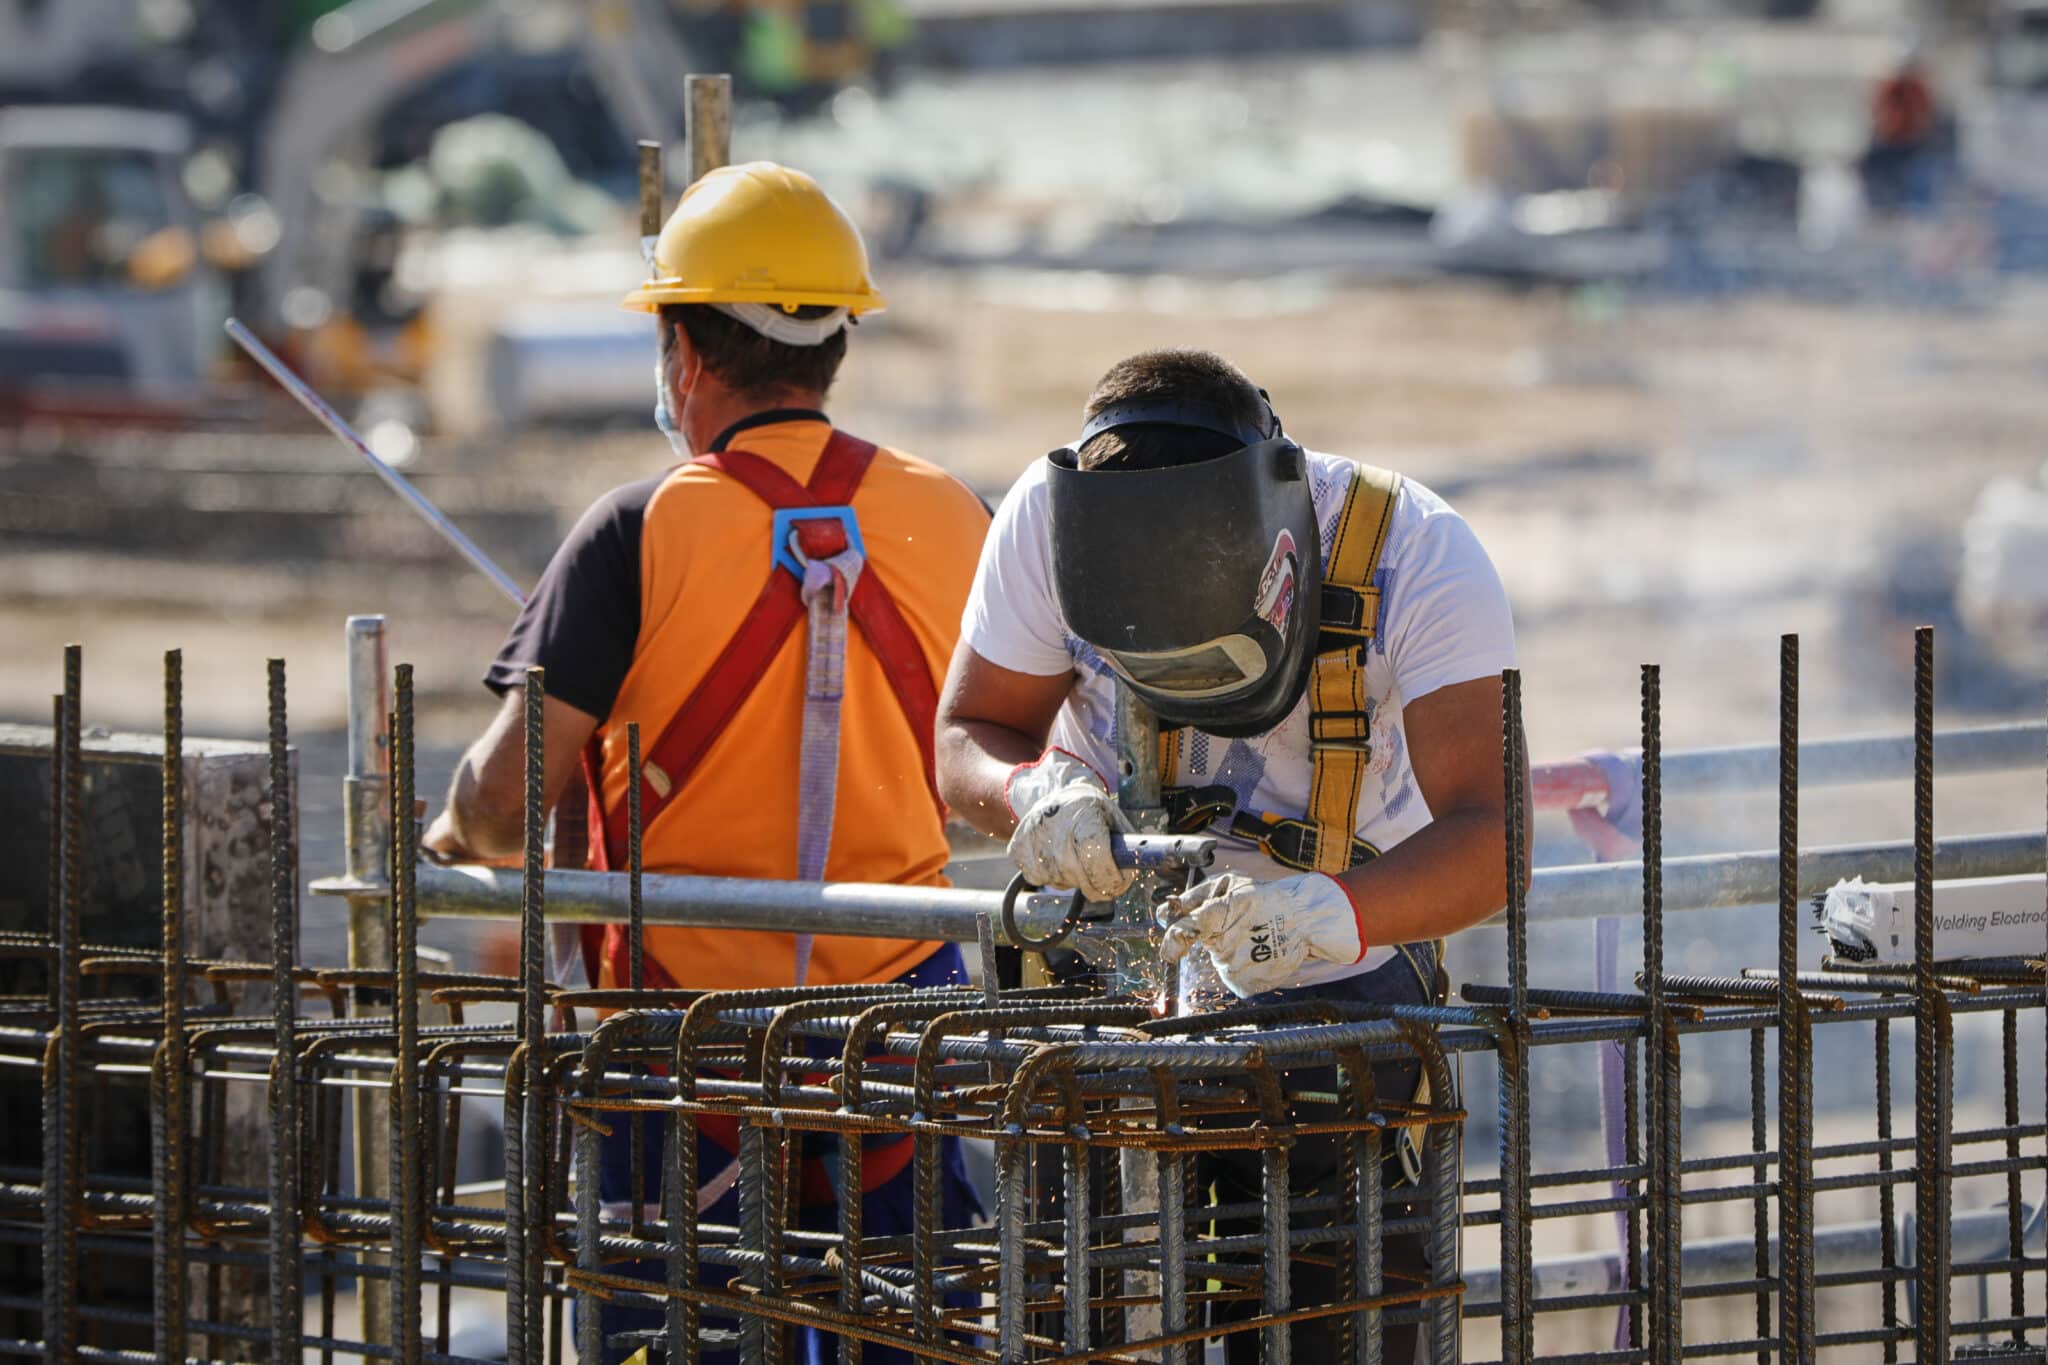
[935,347,1529,1361]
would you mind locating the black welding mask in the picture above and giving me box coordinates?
[1046,395,1322,738]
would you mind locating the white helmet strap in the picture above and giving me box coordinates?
[712,301,849,347]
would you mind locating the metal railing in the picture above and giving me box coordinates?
[0,619,2041,1363]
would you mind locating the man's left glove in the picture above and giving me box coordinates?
[1157,872,1366,998]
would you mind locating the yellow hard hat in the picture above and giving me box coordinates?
[621,161,885,316]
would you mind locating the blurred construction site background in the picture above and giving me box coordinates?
[2,0,2045,1086]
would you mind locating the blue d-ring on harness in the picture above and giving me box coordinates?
[771,505,865,577]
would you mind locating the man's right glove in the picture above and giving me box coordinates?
[1004,749,1135,902]
[1157,871,1366,998]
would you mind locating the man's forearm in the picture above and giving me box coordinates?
[432,755,524,860]
[935,719,1041,839]
[1334,806,1526,947]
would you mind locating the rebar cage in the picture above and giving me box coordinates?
[5,624,2046,1364]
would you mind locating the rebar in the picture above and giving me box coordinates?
[1498,668,1534,1365]
[1,623,2043,1365]
[152,651,188,1365]
[388,665,421,1365]
[1775,635,1813,1362]
[44,649,83,1365]
[269,660,305,1363]
[1913,626,1952,1365]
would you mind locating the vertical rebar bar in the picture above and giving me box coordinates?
[269,660,305,1363]
[996,1128,1030,1365]
[626,722,647,1247]
[1641,662,1681,1363]
[1876,1017,1898,1361]
[1747,1025,1768,1365]
[1499,667,1533,1365]
[44,648,83,1365]
[388,664,423,1364]
[1154,1072,1192,1365]
[1912,626,1951,1365]
[1776,634,1813,1362]
[502,668,548,1365]
[153,651,189,1365]
[2002,1003,2022,1338]
[1623,1037,1643,1356]
[1064,1100,1093,1363]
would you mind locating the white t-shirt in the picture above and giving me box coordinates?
[961,448,1517,985]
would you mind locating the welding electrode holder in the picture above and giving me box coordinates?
[1000,831,1218,949]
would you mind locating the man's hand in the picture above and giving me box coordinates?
[435,689,601,861]
[1157,872,1365,998]
[1004,749,1134,901]
[422,809,476,866]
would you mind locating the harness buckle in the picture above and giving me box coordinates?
[1310,704,1373,753]
[1231,811,1381,872]
[771,505,865,578]
[1319,582,1377,635]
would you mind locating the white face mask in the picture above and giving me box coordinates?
[653,351,688,461]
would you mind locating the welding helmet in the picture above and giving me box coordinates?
[1046,395,1321,737]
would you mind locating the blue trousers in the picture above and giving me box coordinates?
[588,944,982,1364]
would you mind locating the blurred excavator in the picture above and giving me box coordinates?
[0,0,909,434]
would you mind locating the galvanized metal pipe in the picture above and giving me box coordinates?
[1532,721,2047,810]
[379,831,2044,941]
[340,615,394,1350]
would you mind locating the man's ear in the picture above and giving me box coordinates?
[668,319,705,395]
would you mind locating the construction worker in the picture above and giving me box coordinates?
[935,348,1527,1362]
[423,161,991,1362]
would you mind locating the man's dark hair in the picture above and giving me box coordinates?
[1077,348,1271,471]
[659,303,848,401]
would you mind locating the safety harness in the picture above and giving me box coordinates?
[580,429,943,989]
[573,428,940,1202]
[1159,461,1403,875]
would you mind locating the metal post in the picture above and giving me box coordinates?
[687,74,732,183]
[341,616,394,1347]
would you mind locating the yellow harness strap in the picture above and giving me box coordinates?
[1306,464,1402,874]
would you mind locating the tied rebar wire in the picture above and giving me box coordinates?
[1775,635,1813,1361]
[268,660,305,1363]
[389,664,423,1365]
[1498,668,1534,1363]
[43,649,83,1365]
[153,651,189,1365]
[1912,626,1952,1365]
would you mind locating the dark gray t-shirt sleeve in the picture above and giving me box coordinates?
[484,473,664,720]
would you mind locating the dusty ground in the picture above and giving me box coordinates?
[4,273,2044,1355]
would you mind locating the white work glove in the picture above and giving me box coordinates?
[1157,872,1365,998]
[1004,748,1134,902]
[1814,876,1892,963]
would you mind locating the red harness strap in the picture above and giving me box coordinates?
[579,430,943,983]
